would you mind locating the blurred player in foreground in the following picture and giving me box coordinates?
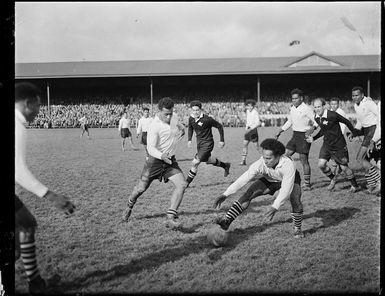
[240,99,261,165]
[122,97,187,229]
[136,107,153,159]
[79,115,90,139]
[185,100,230,187]
[15,82,76,294]
[306,98,361,192]
[348,87,380,194]
[275,88,316,191]
[213,138,305,238]
[118,111,138,151]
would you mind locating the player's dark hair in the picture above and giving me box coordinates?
[291,88,304,97]
[352,86,364,95]
[158,97,174,110]
[15,82,41,103]
[143,107,149,112]
[260,138,285,157]
[190,100,202,109]
[330,97,340,104]
[245,99,256,106]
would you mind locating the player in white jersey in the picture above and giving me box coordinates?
[214,138,304,238]
[348,86,380,194]
[118,111,138,151]
[136,107,153,158]
[122,97,188,229]
[240,100,261,165]
[275,88,317,191]
[15,82,76,294]
[79,115,90,138]
[328,97,348,177]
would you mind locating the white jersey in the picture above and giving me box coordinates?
[223,155,296,210]
[372,101,381,143]
[246,109,260,129]
[118,117,130,130]
[354,96,378,129]
[281,102,316,132]
[137,116,153,134]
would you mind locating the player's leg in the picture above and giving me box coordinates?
[357,146,380,193]
[340,164,360,192]
[86,126,90,138]
[186,157,201,186]
[318,158,337,190]
[166,172,188,228]
[289,179,304,238]
[207,155,231,177]
[216,179,271,230]
[299,153,312,190]
[15,199,46,294]
[122,176,152,222]
[240,139,249,165]
[121,137,126,151]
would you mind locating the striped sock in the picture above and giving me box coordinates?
[304,174,311,186]
[225,201,243,223]
[127,198,135,209]
[241,148,247,162]
[186,169,197,184]
[167,209,178,219]
[366,165,380,188]
[291,212,303,230]
[322,167,335,180]
[20,240,40,282]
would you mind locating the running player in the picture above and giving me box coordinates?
[240,99,261,165]
[118,111,138,151]
[214,138,305,238]
[15,82,76,294]
[122,97,187,229]
[306,98,361,192]
[275,88,316,191]
[185,100,230,187]
[348,86,380,194]
[136,107,153,159]
[79,115,90,138]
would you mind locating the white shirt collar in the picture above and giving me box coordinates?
[194,112,204,122]
[15,108,27,124]
[315,109,328,118]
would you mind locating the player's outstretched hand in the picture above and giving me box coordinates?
[213,194,227,210]
[263,206,277,223]
[161,153,172,165]
[305,135,313,143]
[218,141,225,149]
[45,191,76,216]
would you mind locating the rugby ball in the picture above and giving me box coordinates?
[207,227,229,247]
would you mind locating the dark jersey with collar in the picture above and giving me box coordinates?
[313,110,355,149]
[188,114,224,143]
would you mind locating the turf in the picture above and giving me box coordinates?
[15,127,380,294]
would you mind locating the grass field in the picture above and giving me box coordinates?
[15,127,380,294]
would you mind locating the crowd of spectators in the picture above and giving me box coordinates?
[29,97,359,129]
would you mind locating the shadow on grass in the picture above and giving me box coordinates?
[53,206,360,292]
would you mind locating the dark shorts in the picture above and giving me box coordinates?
[244,127,259,142]
[361,125,377,147]
[121,128,131,138]
[259,170,301,194]
[81,124,88,131]
[141,132,148,145]
[286,131,311,155]
[141,155,183,183]
[15,195,37,229]
[195,140,214,162]
[366,146,381,162]
[319,144,349,165]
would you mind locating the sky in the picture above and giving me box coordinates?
[15,2,381,63]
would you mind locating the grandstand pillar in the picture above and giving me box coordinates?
[367,77,371,97]
[150,77,153,115]
[46,82,51,116]
[257,77,260,102]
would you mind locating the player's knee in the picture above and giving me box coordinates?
[318,161,326,169]
[18,227,36,242]
[192,158,200,166]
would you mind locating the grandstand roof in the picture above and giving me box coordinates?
[15,51,380,79]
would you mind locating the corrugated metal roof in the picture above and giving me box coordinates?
[15,52,380,79]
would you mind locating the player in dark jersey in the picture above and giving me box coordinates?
[306,98,361,192]
[185,101,231,187]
